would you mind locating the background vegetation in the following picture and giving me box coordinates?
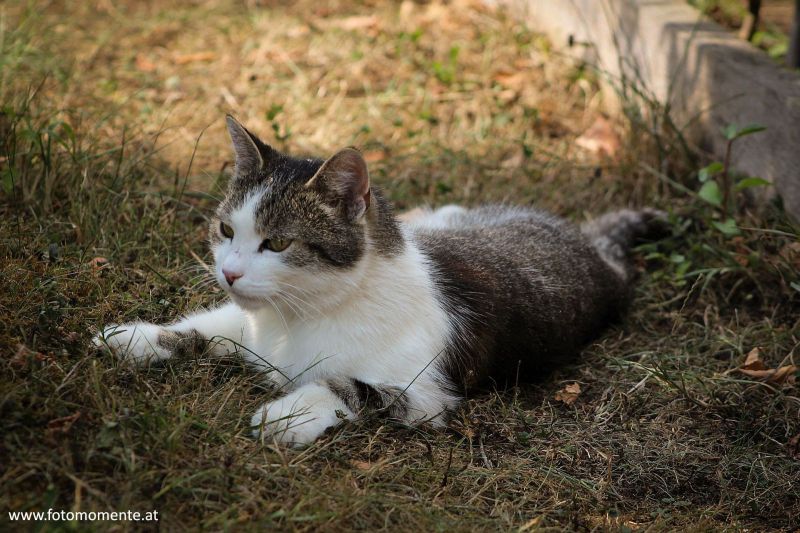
[1,0,798,530]
[690,0,795,61]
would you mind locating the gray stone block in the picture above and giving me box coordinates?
[492,0,800,219]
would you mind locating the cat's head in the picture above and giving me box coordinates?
[210,116,401,312]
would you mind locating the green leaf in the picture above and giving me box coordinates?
[734,124,767,139]
[735,177,771,191]
[768,42,788,59]
[449,45,460,62]
[697,180,722,207]
[265,104,283,121]
[722,123,766,141]
[675,259,691,278]
[712,218,740,236]
[791,281,800,293]
[722,124,738,140]
[698,162,723,183]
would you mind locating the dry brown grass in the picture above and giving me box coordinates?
[1,0,799,531]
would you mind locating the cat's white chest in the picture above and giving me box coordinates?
[240,245,454,392]
[246,301,448,386]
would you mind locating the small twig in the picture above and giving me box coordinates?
[627,374,650,394]
[189,249,212,274]
[440,446,454,488]
[478,432,493,469]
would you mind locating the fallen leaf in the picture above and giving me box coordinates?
[135,54,156,72]
[736,348,798,385]
[500,149,524,168]
[174,52,216,65]
[351,460,372,471]
[492,70,527,92]
[363,150,387,163]
[554,382,582,405]
[575,116,620,157]
[46,412,81,437]
[89,257,109,270]
[11,344,54,370]
[327,15,381,33]
[742,347,766,371]
[738,365,798,385]
[11,344,42,369]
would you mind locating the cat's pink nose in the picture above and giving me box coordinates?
[223,269,242,286]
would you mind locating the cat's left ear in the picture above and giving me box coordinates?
[225,115,273,178]
[305,147,370,221]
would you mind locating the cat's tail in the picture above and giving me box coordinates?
[581,208,668,282]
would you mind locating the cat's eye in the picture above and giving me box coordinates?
[260,238,292,253]
[220,222,234,239]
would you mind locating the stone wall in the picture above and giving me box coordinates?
[493,0,800,219]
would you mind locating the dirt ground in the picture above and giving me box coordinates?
[1,0,799,530]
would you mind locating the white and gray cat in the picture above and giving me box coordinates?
[94,116,664,446]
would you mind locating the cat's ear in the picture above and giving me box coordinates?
[225,115,271,177]
[305,147,370,221]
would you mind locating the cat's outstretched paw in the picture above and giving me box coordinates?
[250,382,352,447]
[93,322,169,364]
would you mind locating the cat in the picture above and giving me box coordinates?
[94,115,664,447]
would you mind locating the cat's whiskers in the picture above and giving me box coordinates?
[176,262,209,273]
[273,291,307,318]
[188,274,219,292]
[263,294,291,333]
[274,292,308,321]
[174,266,213,281]
[237,281,311,317]
[273,281,324,318]
[273,287,319,321]
[293,293,323,317]
[273,279,317,299]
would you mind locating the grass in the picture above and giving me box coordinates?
[1,0,799,530]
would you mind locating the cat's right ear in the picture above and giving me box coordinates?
[305,148,370,222]
[225,115,269,177]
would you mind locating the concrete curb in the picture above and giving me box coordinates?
[493,0,800,219]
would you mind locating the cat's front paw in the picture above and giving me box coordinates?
[93,322,169,364]
[250,383,352,447]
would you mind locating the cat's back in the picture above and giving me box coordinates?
[406,204,628,387]
[409,204,604,280]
